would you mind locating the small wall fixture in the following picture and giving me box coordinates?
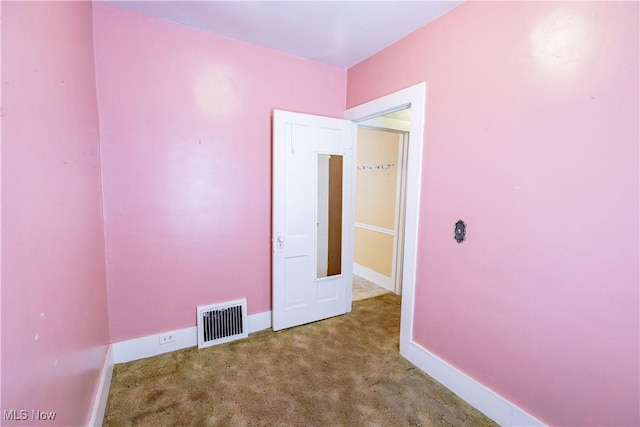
[454,220,466,243]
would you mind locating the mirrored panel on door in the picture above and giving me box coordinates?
[317,153,343,279]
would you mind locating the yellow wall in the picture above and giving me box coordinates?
[353,128,399,276]
[355,129,399,229]
[353,227,394,276]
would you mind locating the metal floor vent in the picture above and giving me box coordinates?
[197,299,248,349]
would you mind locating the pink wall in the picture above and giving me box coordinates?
[348,2,639,425]
[92,3,346,342]
[3,2,634,424]
[1,2,110,426]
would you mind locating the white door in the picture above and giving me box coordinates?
[272,110,355,331]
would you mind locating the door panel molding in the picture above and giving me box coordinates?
[272,110,354,331]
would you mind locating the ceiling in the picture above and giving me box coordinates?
[109,1,462,69]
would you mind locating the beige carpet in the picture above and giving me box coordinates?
[104,294,496,426]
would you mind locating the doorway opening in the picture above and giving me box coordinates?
[271,83,425,349]
[352,109,411,302]
[345,82,426,357]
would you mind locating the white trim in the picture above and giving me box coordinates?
[359,115,411,132]
[346,121,358,311]
[88,345,114,427]
[393,132,409,295]
[113,310,272,364]
[248,310,272,332]
[113,326,197,364]
[345,82,425,360]
[354,221,394,236]
[353,263,393,291]
[404,340,545,427]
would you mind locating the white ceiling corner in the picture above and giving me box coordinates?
[106,1,462,69]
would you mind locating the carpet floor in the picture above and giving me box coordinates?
[104,294,496,426]
[352,275,390,301]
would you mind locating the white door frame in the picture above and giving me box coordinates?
[393,131,409,295]
[345,82,426,357]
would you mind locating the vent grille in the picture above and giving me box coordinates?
[197,299,248,349]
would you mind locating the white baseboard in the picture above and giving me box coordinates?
[112,326,198,364]
[247,310,272,332]
[402,340,545,427]
[113,310,272,364]
[88,345,114,427]
[353,263,393,291]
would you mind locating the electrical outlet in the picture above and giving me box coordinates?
[158,333,175,345]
